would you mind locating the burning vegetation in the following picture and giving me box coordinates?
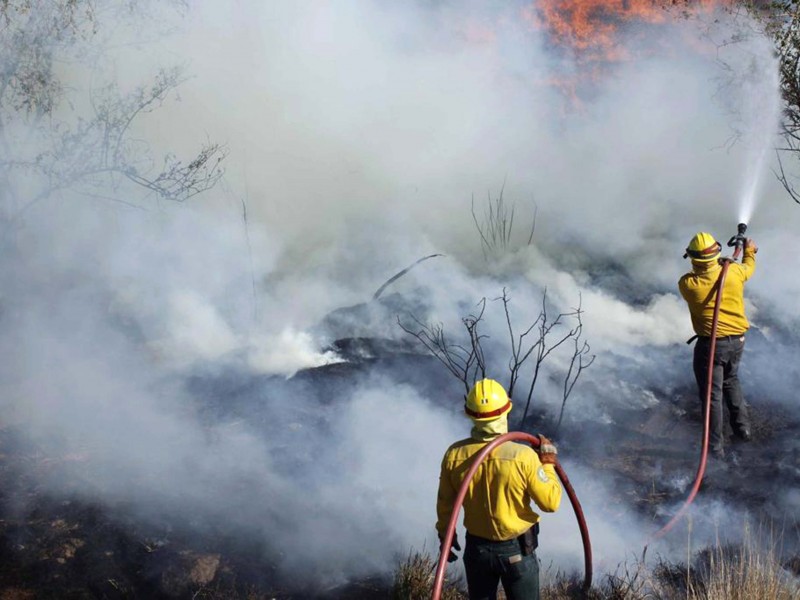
[520,0,736,102]
[526,0,733,61]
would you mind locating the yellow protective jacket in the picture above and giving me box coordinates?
[435,437,562,542]
[678,248,756,337]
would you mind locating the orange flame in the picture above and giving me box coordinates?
[521,1,733,106]
[524,0,732,62]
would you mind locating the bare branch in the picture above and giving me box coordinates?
[373,254,444,300]
[399,286,594,427]
[397,313,482,393]
[556,297,596,433]
[774,147,800,204]
[123,142,227,202]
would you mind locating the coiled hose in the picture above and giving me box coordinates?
[431,432,592,600]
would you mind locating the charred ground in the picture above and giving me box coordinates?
[1,300,799,598]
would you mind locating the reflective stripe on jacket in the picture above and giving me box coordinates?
[435,438,562,542]
[678,248,756,337]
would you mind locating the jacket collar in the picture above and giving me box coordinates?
[691,259,722,275]
[470,414,509,441]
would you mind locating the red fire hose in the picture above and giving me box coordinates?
[433,243,746,596]
[431,432,592,600]
[650,245,742,541]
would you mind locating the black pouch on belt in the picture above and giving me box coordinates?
[517,523,539,555]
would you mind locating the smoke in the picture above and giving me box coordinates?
[2,0,799,592]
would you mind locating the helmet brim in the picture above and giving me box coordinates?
[465,401,512,421]
[690,253,721,263]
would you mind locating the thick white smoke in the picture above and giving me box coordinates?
[2,0,798,591]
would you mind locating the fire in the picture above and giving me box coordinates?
[524,0,732,61]
[521,0,733,105]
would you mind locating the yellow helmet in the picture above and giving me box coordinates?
[684,232,721,262]
[465,378,512,421]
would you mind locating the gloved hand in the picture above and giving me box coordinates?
[744,238,758,253]
[439,534,461,563]
[537,434,558,465]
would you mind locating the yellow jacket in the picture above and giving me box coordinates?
[435,437,562,541]
[678,248,756,337]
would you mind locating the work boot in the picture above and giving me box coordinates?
[735,428,752,442]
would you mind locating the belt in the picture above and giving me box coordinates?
[686,333,745,344]
[465,532,518,546]
[466,524,539,555]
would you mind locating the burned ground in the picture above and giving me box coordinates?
[1,314,798,598]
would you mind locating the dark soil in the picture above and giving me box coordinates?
[2,336,798,599]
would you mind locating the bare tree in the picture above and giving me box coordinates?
[716,1,800,204]
[767,1,800,204]
[0,0,226,234]
[398,289,594,428]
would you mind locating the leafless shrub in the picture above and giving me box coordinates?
[471,182,537,261]
[398,288,594,427]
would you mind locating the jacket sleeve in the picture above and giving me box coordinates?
[435,454,456,538]
[526,452,562,513]
[677,275,689,301]
[739,248,756,281]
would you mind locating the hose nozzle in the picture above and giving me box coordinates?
[727,222,747,249]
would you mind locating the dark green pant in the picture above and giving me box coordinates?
[693,335,750,455]
[463,533,539,600]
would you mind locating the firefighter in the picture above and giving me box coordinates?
[678,232,757,460]
[435,378,562,600]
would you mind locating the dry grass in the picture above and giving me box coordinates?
[394,528,800,600]
[682,526,799,600]
[392,550,466,600]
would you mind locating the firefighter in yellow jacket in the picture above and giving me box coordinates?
[678,232,757,460]
[436,378,562,600]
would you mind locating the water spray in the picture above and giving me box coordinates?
[738,143,768,225]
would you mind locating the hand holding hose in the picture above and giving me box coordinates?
[744,238,758,253]
[537,434,558,465]
[439,534,461,563]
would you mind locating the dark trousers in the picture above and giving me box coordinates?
[692,335,750,455]
[463,532,539,600]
